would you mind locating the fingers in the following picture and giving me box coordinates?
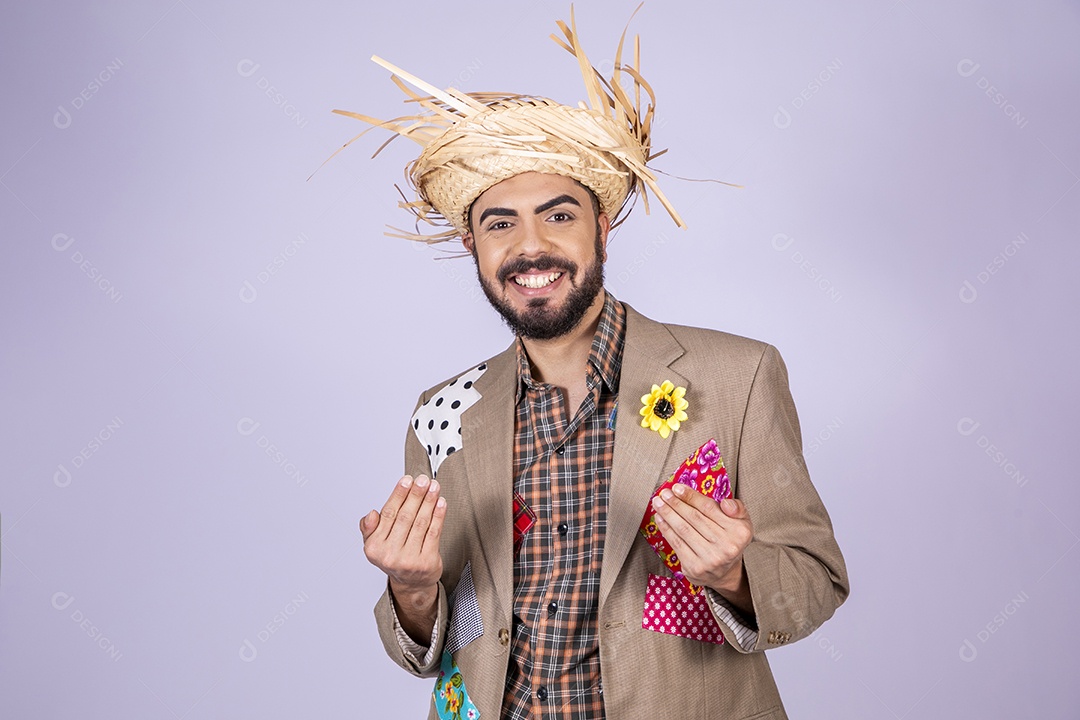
[666,484,751,530]
[381,475,431,547]
[719,497,748,519]
[373,475,416,538]
[671,484,728,520]
[365,474,447,555]
[653,486,717,544]
[425,496,447,553]
[362,474,447,589]
[404,477,444,551]
[653,498,711,588]
[652,486,754,587]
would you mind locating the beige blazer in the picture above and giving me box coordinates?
[375,303,849,720]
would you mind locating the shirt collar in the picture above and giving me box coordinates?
[515,291,626,402]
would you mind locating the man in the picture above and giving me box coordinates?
[347,12,848,719]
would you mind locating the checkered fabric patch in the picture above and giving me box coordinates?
[445,562,483,655]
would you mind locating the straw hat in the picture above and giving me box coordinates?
[327,7,689,244]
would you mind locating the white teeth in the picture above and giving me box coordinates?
[514,272,561,288]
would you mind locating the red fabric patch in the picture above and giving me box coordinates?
[512,491,536,556]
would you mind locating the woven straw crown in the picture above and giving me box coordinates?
[414,98,644,234]
[326,6,687,244]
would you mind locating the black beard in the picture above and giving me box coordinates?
[475,240,605,341]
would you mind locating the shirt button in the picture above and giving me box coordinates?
[547,601,558,615]
[555,446,565,456]
[557,522,568,536]
[498,628,510,646]
[536,686,548,702]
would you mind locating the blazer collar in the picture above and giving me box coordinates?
[600,302,687,608]
[460,343,518,608]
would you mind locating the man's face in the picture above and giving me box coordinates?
[463,172,610,340]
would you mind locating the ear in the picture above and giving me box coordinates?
[597,212,612,263]
[461,232,475,255]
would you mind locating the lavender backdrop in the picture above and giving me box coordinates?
[2,1,1077,717]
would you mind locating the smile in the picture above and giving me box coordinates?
[513,272,563,289]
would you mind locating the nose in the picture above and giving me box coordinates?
[514,216,552,257]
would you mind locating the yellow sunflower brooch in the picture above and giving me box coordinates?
[639,381,688,438]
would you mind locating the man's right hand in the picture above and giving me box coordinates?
[360,474,446,644]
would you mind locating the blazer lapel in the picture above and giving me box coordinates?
[457,305,689,613]
[600,304,688,609]
[460,344,518,613]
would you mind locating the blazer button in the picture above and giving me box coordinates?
[499,628,510,646]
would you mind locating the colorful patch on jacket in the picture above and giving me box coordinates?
[445,562,483,655]
[411,363,487,477]
[641,572,725,644]
[639,438,731,594]
[512,492,536,557]
[433,650,480,720]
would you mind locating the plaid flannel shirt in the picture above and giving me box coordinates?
[500,293,625,720]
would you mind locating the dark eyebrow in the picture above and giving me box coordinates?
[477,194,582,226]
[534,194,581,214]
[477,206,518,224]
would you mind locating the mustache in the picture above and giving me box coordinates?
[496,255,578,284]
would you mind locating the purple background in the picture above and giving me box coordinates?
[2,1,1077,717]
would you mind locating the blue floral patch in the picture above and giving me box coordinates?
[433,650,480,719]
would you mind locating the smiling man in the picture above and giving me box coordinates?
[467,174,607,347]
[347,12,848,720]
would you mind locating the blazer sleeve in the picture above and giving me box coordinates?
[371,393,451,677]
[718,344,850,653]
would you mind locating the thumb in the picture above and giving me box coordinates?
[359,510,380,539]
[719,498,747,518]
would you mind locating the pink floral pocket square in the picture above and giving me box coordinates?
[639,438,731,594]
[641,573,725,645]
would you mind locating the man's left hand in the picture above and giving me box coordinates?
[652,484,754,612]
